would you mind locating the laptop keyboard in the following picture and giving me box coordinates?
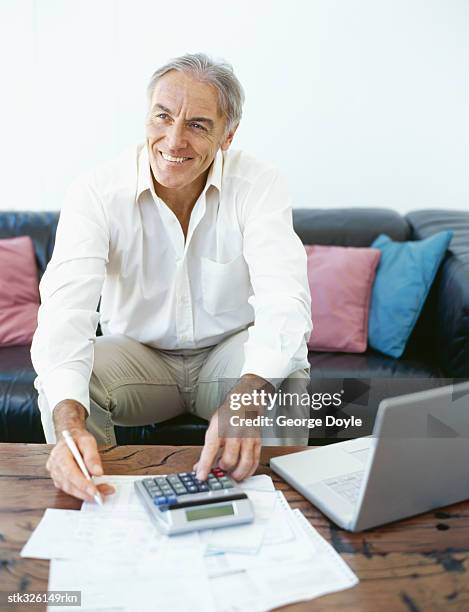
[323,470,364,504]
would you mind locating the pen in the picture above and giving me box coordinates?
[62,429,103,506]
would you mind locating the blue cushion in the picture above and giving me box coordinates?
[368,231,453,358]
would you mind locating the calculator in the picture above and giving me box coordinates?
[134,468,255,535]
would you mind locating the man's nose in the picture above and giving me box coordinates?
[166,121,187,151]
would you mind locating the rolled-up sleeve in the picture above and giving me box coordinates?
[240,169,312,384]
[31,176,109,414]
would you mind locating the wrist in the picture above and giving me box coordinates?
[53,400,87,437]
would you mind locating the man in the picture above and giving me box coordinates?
[31,53,312,504]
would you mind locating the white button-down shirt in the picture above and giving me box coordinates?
[31,144,312,413]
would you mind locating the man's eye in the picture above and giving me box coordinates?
[154,113,168,120]
[190,122,205,131]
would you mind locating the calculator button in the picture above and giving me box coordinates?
[178,472,189,477]
[154,495,168,506]
[198,483,209,492]
[208,481,222,490]
[221,482,234,489]
[168,475,181,484]
[187,485,198,493]
[166,495,177,505]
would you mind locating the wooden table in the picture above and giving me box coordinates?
[0,443,468,611]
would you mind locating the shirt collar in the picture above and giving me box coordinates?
[137,143,223,202]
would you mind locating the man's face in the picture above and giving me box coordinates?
[146,70,235,193]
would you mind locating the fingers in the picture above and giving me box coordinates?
[97,483,116,496]
[46,430,108,503]
[246,441,262,479]
[230,440,258,481]
[218,438,241,473]
[77,434,103,476]
[196,421,222,481]
[218,438,261,481]
[55,450,97,501]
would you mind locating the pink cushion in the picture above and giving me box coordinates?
[306,245,381,353]
[0,236,39,346]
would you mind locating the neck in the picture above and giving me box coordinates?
[153,169,209,216]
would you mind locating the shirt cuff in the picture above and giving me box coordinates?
[39,368,91,415]
[240,347,293,390]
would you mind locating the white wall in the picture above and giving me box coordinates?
[0,0,468,213]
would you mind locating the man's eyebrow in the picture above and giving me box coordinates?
[188,116,214,128]
[152,103,214,128]
[152,103,173,115]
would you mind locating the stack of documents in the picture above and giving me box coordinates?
[21,474,358,611]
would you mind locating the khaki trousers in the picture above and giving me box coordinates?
[39,329,310,446]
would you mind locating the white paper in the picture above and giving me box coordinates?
[47,533,216,612]
[208,509,358,611]
[21,509,81,560]
[240,474,276,493]
[205,491,308,577]
[202,484,277,555]
[81,475,148,516]
[23,471,358,612]
[21,508,162,561]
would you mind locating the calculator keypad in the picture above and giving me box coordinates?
[143,469,235,507]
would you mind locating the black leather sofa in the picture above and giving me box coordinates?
[1,208,468,444]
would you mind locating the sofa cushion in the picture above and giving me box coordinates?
[0,236,40,346]
[0,345,44,442]
[406,210,469,378]
[307,346,446,438]
[369,231,453,358]
[293,208,411,247]
[0,211,59,278]
[305,245,380,352]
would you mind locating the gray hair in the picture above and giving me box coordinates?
[147,53,245,134]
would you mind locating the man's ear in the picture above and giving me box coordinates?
[220,124,238,151]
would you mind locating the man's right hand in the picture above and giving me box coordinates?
[46,400,115,503]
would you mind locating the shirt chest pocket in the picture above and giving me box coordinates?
[201,253,251,315]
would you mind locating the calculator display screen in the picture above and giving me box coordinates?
[185,504,235,522]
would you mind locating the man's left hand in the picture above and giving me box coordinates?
[194,374,273,481]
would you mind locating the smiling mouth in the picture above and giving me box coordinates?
[160,151,193,164]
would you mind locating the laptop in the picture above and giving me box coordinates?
[270,382,469,531]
